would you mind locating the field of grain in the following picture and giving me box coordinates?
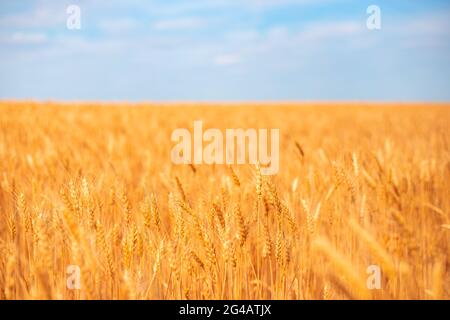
[0,101,448,300]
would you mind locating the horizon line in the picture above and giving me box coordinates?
[1,99,450,106]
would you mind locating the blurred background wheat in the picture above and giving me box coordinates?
[0,102,448,300]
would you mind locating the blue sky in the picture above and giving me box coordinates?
[0,0,449,102]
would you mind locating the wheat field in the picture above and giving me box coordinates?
[0,101,448,300]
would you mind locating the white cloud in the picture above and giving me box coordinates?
[1,32,48,45]
[300,21,363,41]
[98,18,138,33]
[0,6,66,28]
[391,12,450,49]
[102,0,326,17]
[213,53,241,66]
[243,0,323,10]
[153,18,206,31]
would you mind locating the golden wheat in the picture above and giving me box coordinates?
[0,102,448,300]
